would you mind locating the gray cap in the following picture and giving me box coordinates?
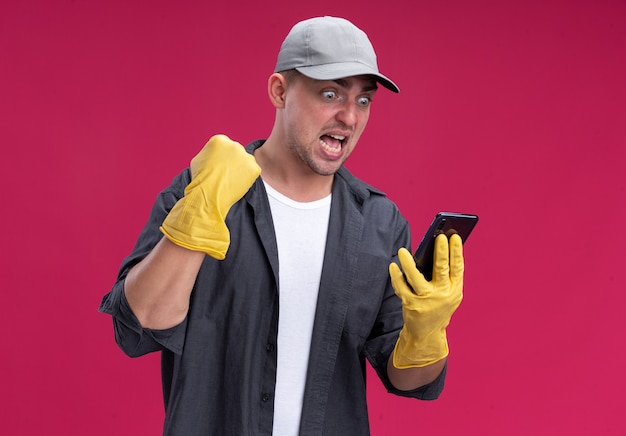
[274,16,400,93]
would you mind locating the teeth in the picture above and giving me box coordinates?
[321,140,341,153]
[321,135,343,153]
[329,134,345,140]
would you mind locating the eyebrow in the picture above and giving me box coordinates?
[333,78,378,92]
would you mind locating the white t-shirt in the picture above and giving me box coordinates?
[264,181,331,436]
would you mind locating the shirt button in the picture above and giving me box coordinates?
[262,393,271,402]
[266,343,274,352]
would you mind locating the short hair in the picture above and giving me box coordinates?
[277,69,301,85]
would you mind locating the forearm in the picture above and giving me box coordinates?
[386,355,447,391]
[124,237,205,329]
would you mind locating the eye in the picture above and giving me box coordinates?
[322,90,337,100]
[357,96,371,107]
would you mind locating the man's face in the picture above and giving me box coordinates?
[281,74,378,177]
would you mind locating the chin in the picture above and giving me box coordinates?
[312,163,343,177]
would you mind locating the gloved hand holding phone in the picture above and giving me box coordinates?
[389,233,464,368]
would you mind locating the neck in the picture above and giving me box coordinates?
[254,138,334,202]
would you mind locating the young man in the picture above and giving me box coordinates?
[100,16,464,435]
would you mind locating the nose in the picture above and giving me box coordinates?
[335,100,358,127]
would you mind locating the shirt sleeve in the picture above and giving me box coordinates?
[98,169,191,357]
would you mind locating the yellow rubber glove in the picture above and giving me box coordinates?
[390,233,464,368]
[160,134,261,260]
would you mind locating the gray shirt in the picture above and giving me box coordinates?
[99,140,446,435]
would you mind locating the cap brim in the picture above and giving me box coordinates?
[296,63,400,93]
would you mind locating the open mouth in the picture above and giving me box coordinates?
[320,134,346,154]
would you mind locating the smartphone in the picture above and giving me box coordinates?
[413,212,479,281]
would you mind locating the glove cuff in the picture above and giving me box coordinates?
[159,189,231,260]
[159,225,228,260]
[392,326,449,369]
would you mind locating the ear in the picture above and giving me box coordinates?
[268,73,287,109]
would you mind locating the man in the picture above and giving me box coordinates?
[99,16,464,435]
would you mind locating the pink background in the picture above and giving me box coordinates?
[2,0,625,434]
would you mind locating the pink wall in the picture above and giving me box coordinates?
[2,0,625,434]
